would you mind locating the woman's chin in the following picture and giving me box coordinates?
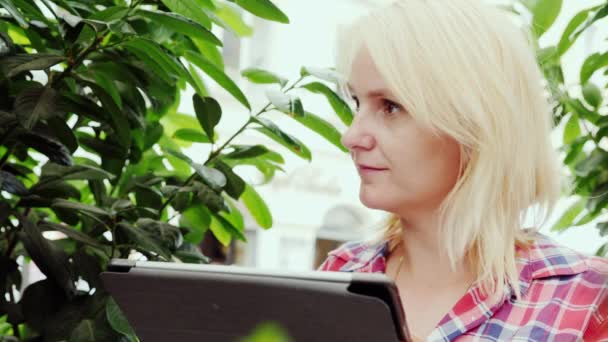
[359,188,392,211]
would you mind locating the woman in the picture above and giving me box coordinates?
[318,0,608,341]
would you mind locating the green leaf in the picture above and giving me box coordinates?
[300,66,343,84]
[551,199,586,232]
[596,242,608,257]
[529,0,562,37]
[122,38,186,83]
[106,298,136,338]
[17,217,75,297]
[21,132,72,166]
[14,86,59,129]
[301,82,353,126]
[173,128,211,143]
[582,82,602,109]
[241,183,272,229]
[91,70,122,108]
[572,4,608,39]
[241,68,286,86]
[0,0,28,28]
[51,199,110,218]
[41,163,115,181]
[557,6,599,56]
[597,221,608,237]
[253,117,312,161]
[193,94,221,143]
[47,117,78,153]
[563,113,581,145]
[185,51,251,110]
[225,145,269,159]
[193,163,227,191]
[0,53,65,78]
[580,52,608,85]
[0,170,27,195]
[291,111,347,152]
[566,99,601,125]
[212,211,247,245]
[180,205,211,244]
[232,0,289,24]
[39,222,107,250]
[117,222,171,260]
[575,150,608,177]
[266,89,304,117]
[213,160,245,199]
[136,9,221,46]
[160,0,213,28]
[213,2,253,37]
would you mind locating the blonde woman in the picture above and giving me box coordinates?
[318,0,608,341]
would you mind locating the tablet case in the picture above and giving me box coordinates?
[100,259,411,342]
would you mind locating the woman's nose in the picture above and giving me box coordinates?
[341,117,375,151]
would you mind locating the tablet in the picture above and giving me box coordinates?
[100,259,412,342]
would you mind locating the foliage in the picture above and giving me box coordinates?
[514,0,608,255]
[0,0,350,339]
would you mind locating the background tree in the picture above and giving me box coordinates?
[0,0,351,340]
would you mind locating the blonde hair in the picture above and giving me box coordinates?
[336,0,563,299]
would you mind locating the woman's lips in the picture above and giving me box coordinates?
[356,165,389,176]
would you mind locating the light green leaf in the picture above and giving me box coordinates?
[265,89,303,116]
[180,205,211,244]
[213,2,253,37]
[563,113,581,145]
[580,52,608,85]
[531,0,562,38]
[185,51,251,110]
[137,9,221,46]
[242,68,286,86]
[242,183,272,229]
[232,0,289,24]
[209,213,232,246]
[551,198,585,232]
[300,66,343,84]
[557,6,599,56]
[289,111,347,152]
[173,128,211,143]
[301,82,353,125]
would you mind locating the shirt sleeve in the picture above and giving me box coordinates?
[582,258,608,341]
[317,253,347,271]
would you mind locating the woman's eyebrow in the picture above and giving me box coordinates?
[346,84,395,99]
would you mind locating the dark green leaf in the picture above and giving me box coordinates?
[185,51,251,110]
[20,279,66,333]
[21,132,72,166]
[574,150,608,176]
[241,68,286,86]
[566,99,601,125]
[193,163,227,191]
[29,179,80,200]
[213,160,245,199]
[301,82,353,126]
[117,222,171,260]
[14,86,59,129]
[52,199,110,217]
[193,94,221,143]
[136,9,221,46]
[582,82,602,108]
[0,0,28,27]
[47,117,78,153]
[106,297,136,338]
[17,217,75,297]
[40,221,107,250]
[225,145,269,159]
[241,183,272,229]
[597,221,608,237]
[0,54,65,78]
[41,163,115,181]
[253,117,311,160]
[122,38,185,83]
[232,0,289,24]
[0,170,27,195]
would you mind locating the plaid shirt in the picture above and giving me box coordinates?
[318,233,608,341]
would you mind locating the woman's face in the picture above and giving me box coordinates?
[341,48,462,215]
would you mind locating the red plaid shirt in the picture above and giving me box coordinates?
[318,233,608,341]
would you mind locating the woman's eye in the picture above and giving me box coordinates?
[382,100,402,116]
[351,96,360,111]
